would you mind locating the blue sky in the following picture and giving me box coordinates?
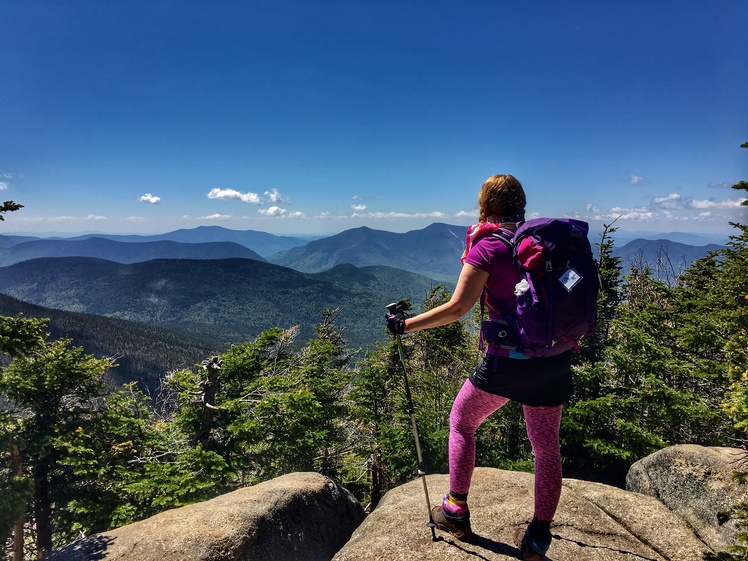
[1,0,746,238]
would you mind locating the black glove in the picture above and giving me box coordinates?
[386,312,406,335]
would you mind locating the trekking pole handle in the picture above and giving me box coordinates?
[386,300,410,315]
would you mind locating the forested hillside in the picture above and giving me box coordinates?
[0,293,225,392]
[0,257,438,348]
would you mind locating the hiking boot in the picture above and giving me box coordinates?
[430,505,472,540]
[513,522,552,561]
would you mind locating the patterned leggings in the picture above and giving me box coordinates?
[448,378,563,521]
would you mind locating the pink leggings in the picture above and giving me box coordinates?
[448,379,563,521]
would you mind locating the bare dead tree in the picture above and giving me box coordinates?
[193,356,223,447]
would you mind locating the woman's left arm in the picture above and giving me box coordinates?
[403,263,489,333]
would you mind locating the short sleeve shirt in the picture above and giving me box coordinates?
[463,232,521,319]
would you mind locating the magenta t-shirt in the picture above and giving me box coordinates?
[464,232,521,318]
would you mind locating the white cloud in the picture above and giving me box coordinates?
[352,211,446,219]
[708,181,734,189]
[288,211,306,218]
[127,216,146,222]
[649,193,746,211]
[198,213,233,221]
[312,206,448,220]
[207,188,264,204]
[652,193,682,209]
[264,188,289,204]
[591,194,748,225]
[629,173,644,185]
[585,203,599,212]
[597,207,655,221]
[653,193,681,204]
[258,206,286,217]
[0,182,7,190]
[47,214,107,222]
[455,210,478,218]
[139,193,161,204]
[687,197,746,209]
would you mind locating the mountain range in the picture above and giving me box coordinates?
[0,223,726,281]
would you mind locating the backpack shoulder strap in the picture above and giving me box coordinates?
[491,228,515,250]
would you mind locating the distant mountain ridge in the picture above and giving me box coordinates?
[267,223,466,282]
[0,237,265,266]
[0,234,39,248]
[612,238,724,277]
[0,257,438,348]
[61,226,307,257]
[605,230,729,246]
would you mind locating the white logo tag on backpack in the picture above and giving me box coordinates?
[558,268,582,292]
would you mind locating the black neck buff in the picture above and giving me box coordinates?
[499,213,525,224]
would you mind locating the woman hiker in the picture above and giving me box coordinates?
[385,174,574,560]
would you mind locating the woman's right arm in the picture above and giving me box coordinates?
[403,262,488,333]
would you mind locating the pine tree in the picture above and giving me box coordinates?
[712,142,748,560]
[561,218,734,486]
[132,310,354,512]
[0,332,115,557]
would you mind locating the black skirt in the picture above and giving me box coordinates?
[468,351,574,407]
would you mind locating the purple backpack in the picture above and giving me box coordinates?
[483,218,599,357]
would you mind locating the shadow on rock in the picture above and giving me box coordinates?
[44,534,115,560]
[434,533,523,560]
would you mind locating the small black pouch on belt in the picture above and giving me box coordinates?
[480,318,522,350]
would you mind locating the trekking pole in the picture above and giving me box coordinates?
[386,302,438,541]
